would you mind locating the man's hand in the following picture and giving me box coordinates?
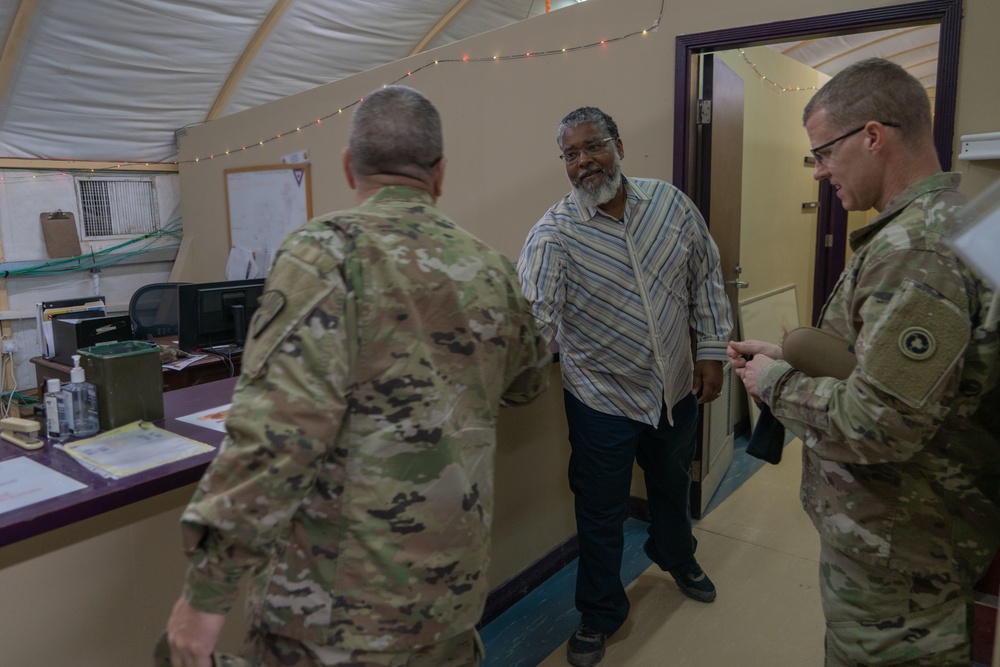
[692,359,724,404]
[166,596,227,667]
[727,340,780,403]
[727,339,782,365]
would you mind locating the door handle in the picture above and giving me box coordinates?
[727,279,749,289]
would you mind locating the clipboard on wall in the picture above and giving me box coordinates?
[40,210,82,258]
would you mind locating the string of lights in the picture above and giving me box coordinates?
[737,48,819,94]
[0,0,666,173]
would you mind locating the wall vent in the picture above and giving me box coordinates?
[75,177,160,238]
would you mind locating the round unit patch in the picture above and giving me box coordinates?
[898,326,935,360]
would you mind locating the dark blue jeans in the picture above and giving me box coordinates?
[564,390,700,634]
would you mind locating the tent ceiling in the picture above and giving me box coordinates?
[769,24,941,91]
[0,1,941,167]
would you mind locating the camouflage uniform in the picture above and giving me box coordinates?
[755,173,1000,665]
[178,186,550,666]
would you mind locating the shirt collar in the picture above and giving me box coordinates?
[849,172,961,250]
[365,185,435,206]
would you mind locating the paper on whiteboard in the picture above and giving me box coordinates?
[226,247,265,280]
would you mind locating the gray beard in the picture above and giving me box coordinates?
[571,152,623,209]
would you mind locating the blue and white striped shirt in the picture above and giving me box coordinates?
[517,176,732,426]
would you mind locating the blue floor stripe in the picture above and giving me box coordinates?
[481,433,782,666]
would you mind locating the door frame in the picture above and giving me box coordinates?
[672,0,963,198]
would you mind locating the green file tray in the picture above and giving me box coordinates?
[79,340,164,430]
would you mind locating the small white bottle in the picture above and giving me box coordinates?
[65,354,100,437]
[43,378,71,441]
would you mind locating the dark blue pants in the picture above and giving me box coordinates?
[564,390,700,634]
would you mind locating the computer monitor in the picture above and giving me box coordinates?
[177,279,265,352]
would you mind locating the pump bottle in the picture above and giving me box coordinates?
[43,378,71,441]
[65,354,100,437]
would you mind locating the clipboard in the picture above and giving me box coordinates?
[40,210,82,258]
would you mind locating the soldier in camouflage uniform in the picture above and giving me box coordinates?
[729,58,1000,665]
[162,85,551,667]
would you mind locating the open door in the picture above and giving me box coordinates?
[673,3,961,323]
[690,55,743,519]
[674,2,961,519]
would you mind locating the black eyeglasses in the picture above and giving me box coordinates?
[559,137,615,164]
[810,121,900,164]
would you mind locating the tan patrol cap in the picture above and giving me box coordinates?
[782,326,856,380]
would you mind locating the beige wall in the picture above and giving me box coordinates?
[4,1,992,665]
[0,486,251,666]
[717,46,826,332]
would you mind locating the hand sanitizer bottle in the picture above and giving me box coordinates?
[65,354,100,437]
[44,378,71,441]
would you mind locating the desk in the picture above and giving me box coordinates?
[0,376,236,548]
[0,376,247,665]
[29,338,241,397]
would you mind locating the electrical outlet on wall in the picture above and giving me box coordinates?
[2,339,16,354]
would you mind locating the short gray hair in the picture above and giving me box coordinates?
[803,58,932,141]
[557,107,620,148]
[348,86,443,177]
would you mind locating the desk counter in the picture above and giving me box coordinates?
[29,342,241,396]
[0,376,237,548]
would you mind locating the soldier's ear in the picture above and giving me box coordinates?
[342,148,356,190]
[432,156,446,199]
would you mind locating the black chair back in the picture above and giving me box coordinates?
[128,282,190,340]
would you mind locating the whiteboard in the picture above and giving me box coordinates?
[225,164,312,272]
[738,284,799,346]
[738,284,799,428]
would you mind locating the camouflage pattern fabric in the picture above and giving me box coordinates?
[819,542,972,666]
[755,173,1000,662]
[178,185,550,656]
[239,626,481,666]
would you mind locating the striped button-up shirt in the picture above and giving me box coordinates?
[517,176,732,426]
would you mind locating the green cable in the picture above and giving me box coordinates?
[5,217,183,278]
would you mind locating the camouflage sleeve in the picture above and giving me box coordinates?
[761,248,969,464]
[180,236,351,614]
[500,267,551,407]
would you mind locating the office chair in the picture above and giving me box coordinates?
[128,282,190,340]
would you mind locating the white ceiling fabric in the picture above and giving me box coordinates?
[0,0,535,164]
[0,1,940,166]
[770,24,940,90]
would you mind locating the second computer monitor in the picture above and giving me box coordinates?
[177,279,266,352]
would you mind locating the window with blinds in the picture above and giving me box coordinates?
[75,177,160,238]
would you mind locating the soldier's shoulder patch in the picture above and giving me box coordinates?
[898,326,936,360]
[250,290,286,340]
[864,279,967,407]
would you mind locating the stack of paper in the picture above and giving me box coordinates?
[59,422,214,479]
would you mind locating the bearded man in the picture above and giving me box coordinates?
[517,106,732,667]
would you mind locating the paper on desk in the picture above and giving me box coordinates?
[162,353,208,371]
[0,457,87,514]
[59,422,214,478]
[176,404,232,433]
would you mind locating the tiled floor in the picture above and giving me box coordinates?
[482,438,827,666]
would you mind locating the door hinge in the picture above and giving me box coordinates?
[697,100,712,125]
[825,234,834,247]
[690,460,702,482]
